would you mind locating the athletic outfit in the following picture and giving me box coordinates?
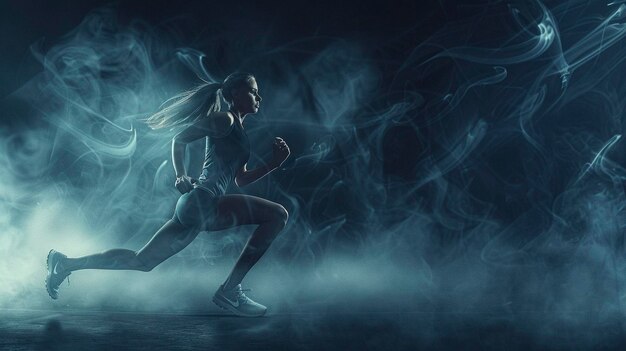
[174,117,250,230]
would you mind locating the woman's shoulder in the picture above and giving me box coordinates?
[208,111,235,123]
[206,111,235,137]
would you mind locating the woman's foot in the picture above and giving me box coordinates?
[212,284,267,317]
[45,250,71,299]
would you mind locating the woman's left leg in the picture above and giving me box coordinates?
[206,194,288,316]
[207,194,289,291]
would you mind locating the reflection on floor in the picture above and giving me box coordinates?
[1,309,625,350]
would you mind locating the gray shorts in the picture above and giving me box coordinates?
[173,188,220,230]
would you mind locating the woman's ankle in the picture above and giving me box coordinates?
[58,257,73,273]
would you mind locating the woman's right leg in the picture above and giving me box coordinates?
[59,218,199,273]
[46,217,200,299]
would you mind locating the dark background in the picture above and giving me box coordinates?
[2,0,626,349]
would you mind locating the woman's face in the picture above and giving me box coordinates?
[232,77,262,115]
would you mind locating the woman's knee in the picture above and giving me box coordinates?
[270,204,289,227]
[134,251,158,272]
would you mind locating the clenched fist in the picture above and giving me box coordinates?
[270,137,290,168]
[175,175,196,194]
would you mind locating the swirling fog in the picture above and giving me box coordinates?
[2,0,626,341]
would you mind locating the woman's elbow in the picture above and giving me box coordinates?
[234,177,247,188]
[172,136,189,147]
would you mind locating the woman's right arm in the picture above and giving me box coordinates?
[171,112,235,193]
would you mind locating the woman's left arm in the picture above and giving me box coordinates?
[235,137,290,187]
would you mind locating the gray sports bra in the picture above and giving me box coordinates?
[195,115,250,196]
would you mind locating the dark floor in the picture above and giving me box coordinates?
[1,309,626,351]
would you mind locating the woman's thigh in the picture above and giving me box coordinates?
[135,219,200,269]
[207,194,288,231]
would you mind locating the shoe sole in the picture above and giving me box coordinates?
[212,295,266,317]
[45,249,58,300]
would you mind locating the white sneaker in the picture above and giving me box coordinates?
[45,249,71,299]
[212,284,267,317]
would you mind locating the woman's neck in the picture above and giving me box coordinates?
[229,109,245,125]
